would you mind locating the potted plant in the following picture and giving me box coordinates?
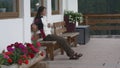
[0,42,45,68]
[64,10,83,32]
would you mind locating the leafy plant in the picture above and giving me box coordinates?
[64,10,83,24]
[0,42,42,66]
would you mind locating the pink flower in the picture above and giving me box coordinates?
[18,59,23,65]
[7,45,14,52]
[31,35,35,41]
[31,46,39,53]
[26,43,39,53]
[36,42,41,47]
[3,54,9,59]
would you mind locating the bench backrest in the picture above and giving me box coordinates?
[53,21,67,35]
[84,14,120,30]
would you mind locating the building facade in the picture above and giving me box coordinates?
[0,0,78,52]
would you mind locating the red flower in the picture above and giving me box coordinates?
[22,55,27,59]
[24,60,29,64]
[30,45,39,53]
[18,59,23,65]
[5,52,13,55]
[7,58,12,63]
[36,42,41,47]
[28,53,35,58]
[40,52,44,56]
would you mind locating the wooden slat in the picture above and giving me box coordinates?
[54,28,63,35]
[53,22,62,27]
[53,21,67,35]
[91,26,120,30]
[0,12,19,19]
[61,21,66,26]
[88,19,120,25]
[60,32,79,37]
[84,14,120,31]
[40,41,57,44]
[85,14,120,17]
[31,12,37,17]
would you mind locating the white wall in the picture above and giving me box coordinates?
[67,0,78,12]
[0,0,78,52]
[0,19,24,52]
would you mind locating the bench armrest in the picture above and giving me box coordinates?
[40,41,57,44]
[60,32,79,38]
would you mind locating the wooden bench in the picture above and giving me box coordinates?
[53,21,79,47]
[84,14,120,30]
[31,24,63,61]
[31,21,79,61]
[40,41,64,60]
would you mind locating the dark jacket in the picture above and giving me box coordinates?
[34,17,44,30]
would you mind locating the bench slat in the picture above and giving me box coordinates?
[60,32,79,37]
[40,41,57,44]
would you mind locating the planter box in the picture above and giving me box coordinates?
[30,62,49,68]
[1,53,45,68]
[75,25,90,45]
[1,64,18,68]
[64,15,76,32]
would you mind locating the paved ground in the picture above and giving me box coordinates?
[46,38,120,68]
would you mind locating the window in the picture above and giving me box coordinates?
[31,0,44,17]
[0,0,19,19]
[51,0,60,14]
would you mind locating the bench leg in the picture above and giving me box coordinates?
[46,46,54,61]
[49,47,54,60]
[75,35,79,47]
[67,37,72,46]
[71,36,78,47]
[74,36,77,47]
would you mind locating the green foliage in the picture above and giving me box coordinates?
[0,54,4,68]
[64,10,83,23]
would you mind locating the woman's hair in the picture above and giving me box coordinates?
[34,6,46,20]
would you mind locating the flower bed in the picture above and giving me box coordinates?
[0,42,45,68]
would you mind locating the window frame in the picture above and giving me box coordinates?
[31,0,44,17]
[52,0,60,15]
[0,0,19,19]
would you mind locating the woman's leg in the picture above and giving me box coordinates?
[43,35,75,58]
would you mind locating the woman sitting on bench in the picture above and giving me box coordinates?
[31,6,82,60]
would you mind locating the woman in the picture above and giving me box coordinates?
[32,6,82,60]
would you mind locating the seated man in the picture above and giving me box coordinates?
[31,6,83,60]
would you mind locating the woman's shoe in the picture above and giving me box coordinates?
[69,55,79,60]
[69,53,83,60]
[75,53,83,57]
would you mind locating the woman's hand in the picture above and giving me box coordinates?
[47,23,53,28]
